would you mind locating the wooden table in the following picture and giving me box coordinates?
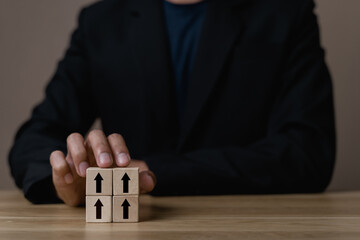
[0,190,359,239]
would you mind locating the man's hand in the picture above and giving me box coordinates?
[49,130,156,206]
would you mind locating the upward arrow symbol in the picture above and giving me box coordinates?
[94,173,103,193]
[94,199,103,219]
[121,199,130,219]
[121,173,131,193]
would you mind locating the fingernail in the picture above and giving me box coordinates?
[64,173,74,184]
[79,161,89,176]
[117,153,130,166]
[99,153,112,166]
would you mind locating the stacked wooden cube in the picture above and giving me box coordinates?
[86,167,139,223]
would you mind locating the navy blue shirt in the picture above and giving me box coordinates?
[163,1,208,118]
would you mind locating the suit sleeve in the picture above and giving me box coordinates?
[8,8,97,203]
[146,0,336,195]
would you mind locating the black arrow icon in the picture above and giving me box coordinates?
[94,199,103,219]
[121,173,131,193]
[121,199,130,219]
[94,173,103,193]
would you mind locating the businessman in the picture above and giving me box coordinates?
[9,0,336,206]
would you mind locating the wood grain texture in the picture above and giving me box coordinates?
[86,196,112,223]
[0,191,360,239]
[113,196,139,222]
[86,168,113,196]
[113,168,139,195]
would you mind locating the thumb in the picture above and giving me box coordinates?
[139,170,156,194]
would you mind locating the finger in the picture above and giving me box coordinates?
[84,142,97,167]
[67,133,88,177]
[50,150,73,184]
[86,130,113,168]
[139,170,156,194]
[107,133,131,167]
[65,154,77,176]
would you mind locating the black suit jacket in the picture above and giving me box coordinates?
[9,0,336,203]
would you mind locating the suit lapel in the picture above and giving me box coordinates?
[125,0,179,136]
[127,0,173,77]
[114,0,249,151]
[178,0,249,150]
[127,0,175,96]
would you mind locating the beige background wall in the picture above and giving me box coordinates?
[0,0,359,191]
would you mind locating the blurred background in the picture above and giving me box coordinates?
[0,0,359,191]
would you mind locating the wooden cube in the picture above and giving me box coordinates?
[113,168,139,195]
[86,167,113,196]
[113,196,139,222]
[86,196,112,222]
